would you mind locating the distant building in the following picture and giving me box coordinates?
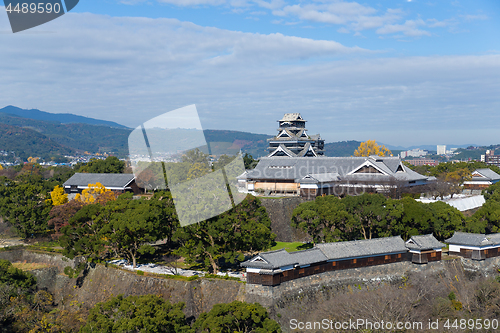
[63,173,141,195]
[405,159,438,166]
[399,148,427,158]
[437,145,446,155]
[485,150,500,167]
[267,113,324,157]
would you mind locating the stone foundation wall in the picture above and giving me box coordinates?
[259,197,311,242]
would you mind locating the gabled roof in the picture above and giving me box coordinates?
[316,236,407,261]
[406,234,445,251]
[241,247,328,269]
[247,157,427,183]
[445,231,500,247]
[298,173,340,184]
[241,249,297,269]
[64,173,135,188]
[297,143,317,157]
[471,169,500,181]
[267,144,296,157]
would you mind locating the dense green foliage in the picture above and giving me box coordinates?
[0,175,53,238]
[292,193,464,242]
[80,295,192,333]
[174,195,275,273]
[60,192,178,267]
[77,156,125,173]
[466,182,500,233]
[194,301,282,333]
[406,160,500,177]
[0,260,36,291]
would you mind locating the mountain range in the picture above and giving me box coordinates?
[0,106,128,129]
[1,106,492,162]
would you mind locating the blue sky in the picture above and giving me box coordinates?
[1,0,499,147]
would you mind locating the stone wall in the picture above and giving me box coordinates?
[3,248,500,320]
[259,197,311,242]
[0,249,245,318]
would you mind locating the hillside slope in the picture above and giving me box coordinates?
[0,123,75,160]
[0,106,129,129]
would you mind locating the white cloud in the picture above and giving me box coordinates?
[376,19,430,37]
[461,14,488,22]
[0,13,499,146]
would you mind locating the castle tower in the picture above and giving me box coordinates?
[267,113,324,157]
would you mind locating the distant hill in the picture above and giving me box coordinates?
[323,141,362,157]
[204,130,270,158]
[0,106,129,129]
[0,123,75,160]
[0,106,385,161]
[0,113,132,158]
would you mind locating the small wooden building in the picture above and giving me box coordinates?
[463,169,500,190]
[63,173,142,195]
[242,236,410,286]
[405,234,445,264]
[446,231,500,260]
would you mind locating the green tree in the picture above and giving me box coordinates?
[101,193,178,268]
[291,196,351,244]
[175,195,274,273]
[194,301,281,333]
[0,260,37,290]
[78,156,125,173]
[243,153,258,170]
[0,175,52,238]
[80,295,192,333]
[59,204,107,262]
[343,193,388,240]
[60,192,179,268]
[427,201,464,240]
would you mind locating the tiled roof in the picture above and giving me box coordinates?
[240,249,297,269]
[472,169,500,181]
[280,113,305,122]
[445,231,500,247]
[316,236,407,261]
[406,234,445,251]
[241,247,327,269]
[290,247,328,266]
[64,173,135,188]
[299,173,340,184]
[246,157,427,183]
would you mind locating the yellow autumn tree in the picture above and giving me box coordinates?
[354,140,392,157]
[0,164,3,171]
[186,162,210,181]
[75,182,111,204]
[50,185,68,206]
